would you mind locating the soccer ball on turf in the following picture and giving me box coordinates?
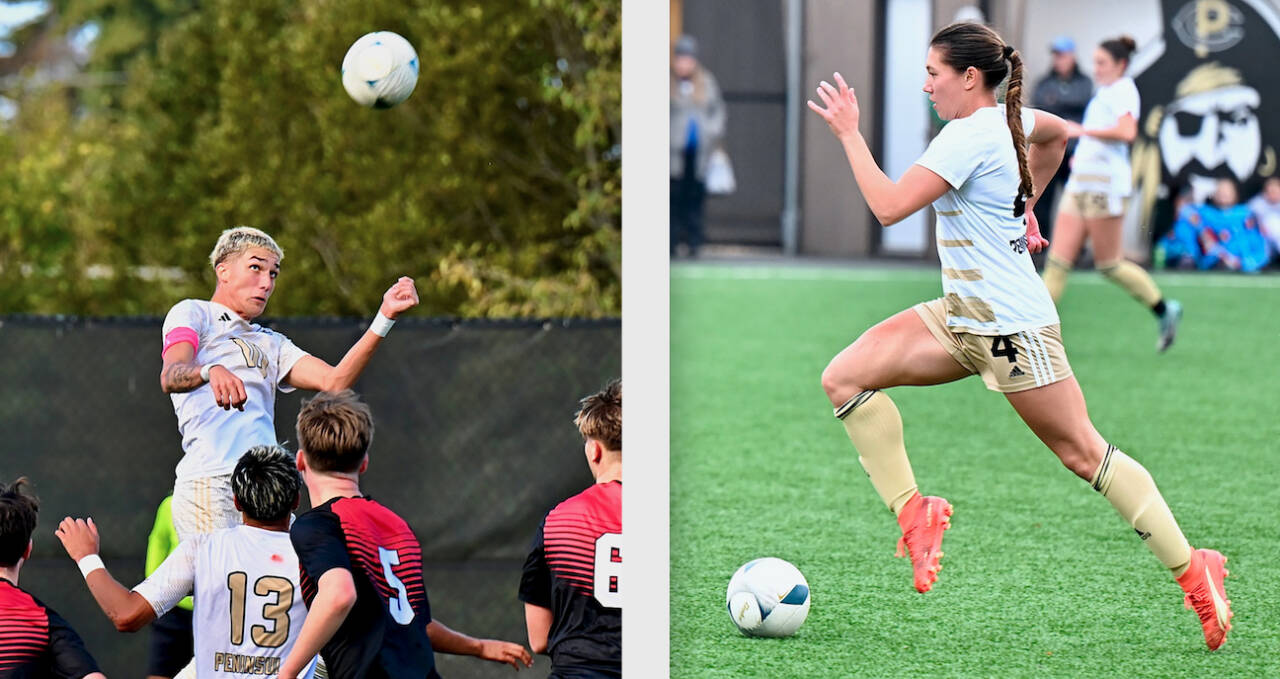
[725,557,810,637]
[341,31,419,108]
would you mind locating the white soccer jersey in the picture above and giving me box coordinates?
[915,106,1059,335]
[162,300,310,480]
[133,525,316,679]
[1066,76,1140,196]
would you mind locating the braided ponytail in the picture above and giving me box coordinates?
[1003,45,1033,217]
[932,24,1036,218]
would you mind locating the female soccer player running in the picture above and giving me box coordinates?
[1042,35,1182,351]
[807,22,1231,650]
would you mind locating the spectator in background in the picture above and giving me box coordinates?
[1161,178,1269,272]
[1030,36,1092,239]
[670,34,726,258]
[1247,175,1280,258]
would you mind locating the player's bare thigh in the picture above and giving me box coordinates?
[1084,214,1125,263]
[821,307,970,407]
[1048,200,1088,263]
[1003,376,1107,480]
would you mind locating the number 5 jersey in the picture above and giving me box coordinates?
[519,480,622,677]
[290,496,439,679]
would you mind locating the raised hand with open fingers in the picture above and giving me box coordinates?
[806,71,861,141]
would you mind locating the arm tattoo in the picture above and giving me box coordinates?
[161,361,204,393]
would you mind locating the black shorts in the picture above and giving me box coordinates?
[548,666,621,679]
[147,606,193,677]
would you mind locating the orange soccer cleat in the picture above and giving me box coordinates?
[894,493,953,593]
[1176,548,1233,650]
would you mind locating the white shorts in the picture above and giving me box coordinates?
[171,474,241,542]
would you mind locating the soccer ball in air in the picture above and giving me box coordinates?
[725,557,811,637]
[341,31,419,108]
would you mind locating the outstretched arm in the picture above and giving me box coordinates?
[426,620,533,670]
[807,72,950,226]
[55,518,157,633]
[1067,113,1137,143]
[283,276,419,392]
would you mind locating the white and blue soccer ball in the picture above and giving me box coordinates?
[341,31,419,108]
[725,557,811,637]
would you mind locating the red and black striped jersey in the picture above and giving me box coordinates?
[0,578,99,679]
[519,480,621,677]
[290,496,439,679]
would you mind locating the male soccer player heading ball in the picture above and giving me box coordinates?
[519,380,622,679]
[0,478,107,679]
[281,390,532,679]
[56,446,319,679]
[160,225,419,540]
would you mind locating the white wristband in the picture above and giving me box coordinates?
[370,312,395,338]
[199,363,221,382]
[77,554,105,578]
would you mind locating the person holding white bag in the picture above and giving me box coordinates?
[670,34,728,258]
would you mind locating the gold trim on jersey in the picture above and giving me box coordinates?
[936,209,963,216]
[937,238,974,247]
[942,268,984,281]
[943,292,997,323]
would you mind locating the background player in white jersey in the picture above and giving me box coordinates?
[159,226,419,540]
[807,21,1232,650]
[1042,35,1183,351]
[56,446,319,678]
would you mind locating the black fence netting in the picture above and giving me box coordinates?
[0,314,620,679]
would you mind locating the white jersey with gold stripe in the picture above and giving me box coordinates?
[133,525,316,679]
[915,106,1059,335]
[162,299,311,481]
[1066,76,1140,196]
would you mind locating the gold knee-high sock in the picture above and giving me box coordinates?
[1098,260,1162,308]
[1043,254,1072,303]
[834,390,917,516]
[1091,445,1193,576]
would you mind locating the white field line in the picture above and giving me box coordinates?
[672,264,1280,289]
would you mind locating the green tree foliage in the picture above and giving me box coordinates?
[0,0,620,317]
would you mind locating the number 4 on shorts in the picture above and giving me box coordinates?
[990,336,1019,363]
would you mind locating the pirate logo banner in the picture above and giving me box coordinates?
[1131,0,1280,239]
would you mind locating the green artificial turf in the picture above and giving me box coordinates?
[670,263,1280,678]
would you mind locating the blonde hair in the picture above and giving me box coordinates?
[296,390,375,474]
[575,379,621,452]
[209,226,284,269]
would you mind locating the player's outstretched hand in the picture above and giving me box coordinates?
[208,365,247,411]
[477,639,533,670]
[1025,211,1049,254]
[807,71,861,141]
[55,517,100,561]
[380,276,420,320]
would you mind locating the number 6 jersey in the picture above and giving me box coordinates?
[132,525,316,679]
[289,496,439,679]
[519,480,622,677]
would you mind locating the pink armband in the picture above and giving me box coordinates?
[163,327,199,356]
